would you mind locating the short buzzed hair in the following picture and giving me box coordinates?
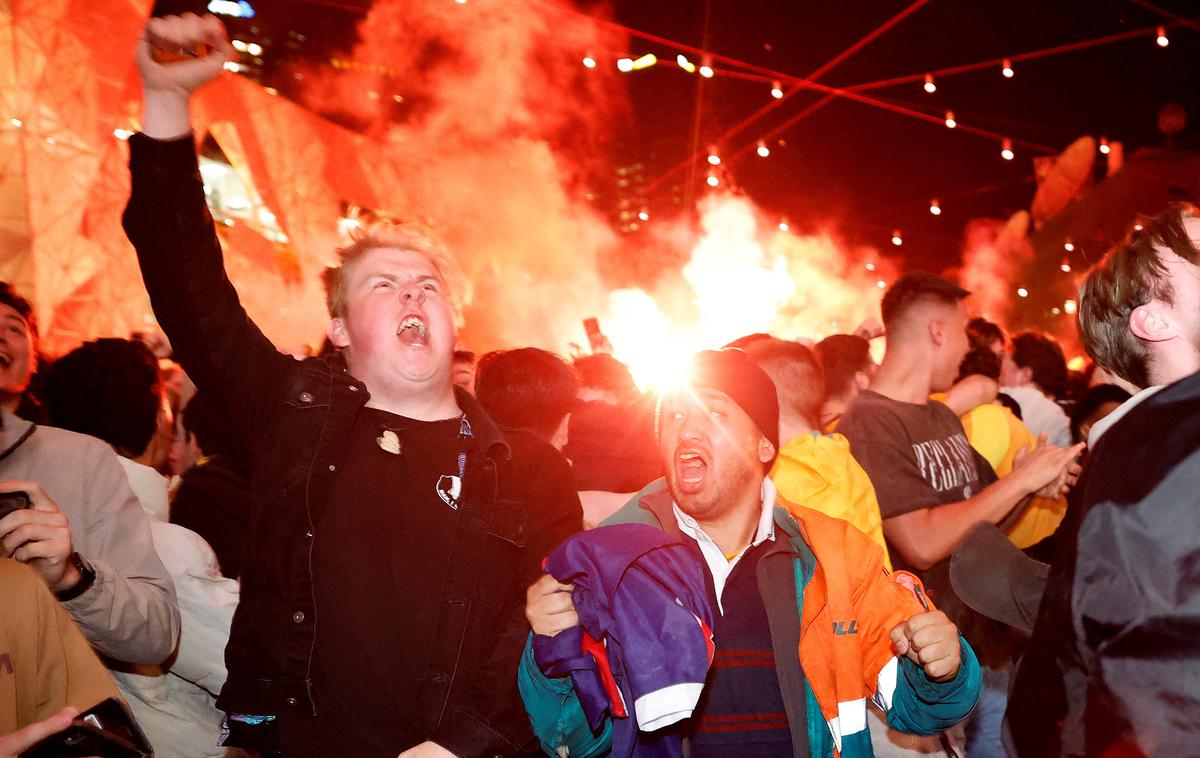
[815,334,871,401]
[741,337,824,430]
[476,348,578,441]
[1078,203,1200,388]
[881,273,971,332]
[321,221,467,327]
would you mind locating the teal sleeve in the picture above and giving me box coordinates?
[516,635,613,757]
[886,636,982,735]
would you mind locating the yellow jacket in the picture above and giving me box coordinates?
[956,402,1067,549]
[770,432,893,571]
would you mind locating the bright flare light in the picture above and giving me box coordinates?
[1064,299,1078,315]
[1001,58,1014,78]
[923,74,936,94]
[677,54,696,73]
[778,220,789,232]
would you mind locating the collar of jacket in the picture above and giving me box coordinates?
[324,350,511,462]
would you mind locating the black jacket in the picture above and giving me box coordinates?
[1007,370,1200,756]
[123,133,581,756]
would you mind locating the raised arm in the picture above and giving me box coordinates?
[123,13,291,444]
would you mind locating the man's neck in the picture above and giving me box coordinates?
[778,413,814,446]
[0,393,18,415]
[871,349,936,405]
[693,488,763,556]
[366,384,461,421]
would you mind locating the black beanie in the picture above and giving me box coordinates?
[686,349,780,456]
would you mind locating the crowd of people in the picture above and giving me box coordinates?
[1,12,1198,758]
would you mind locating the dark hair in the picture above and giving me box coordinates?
[966,317,1004,353]
[1069,384,1132,444]
[182,390,237,460]
[573,353,638,399]
[741,338,824,430]
[476,348,578,442]
[814,334,871,401]
[957,347,1002,382]
[45,338,161,458]
[1010,331,1069,398]
[0,281,37,337]
[1078,203,1200,388]
[995,392,1023,420]
[880,273,971,331]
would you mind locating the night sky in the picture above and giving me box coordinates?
[171,0,1200,274]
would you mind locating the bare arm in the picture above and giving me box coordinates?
[941,375,999,417]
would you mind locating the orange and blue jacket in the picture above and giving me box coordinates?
[518,482,981,757]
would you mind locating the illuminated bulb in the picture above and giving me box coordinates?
[1099,136,1110,155]
[1017,287,1029,298]
[944,110,956,129]
[231,39,248,52]
[1064,241,1075,252]
[771,80,783,99]
[113,128,133,140]
[637,210,649,222]
[1134,223,1144,232]
[454,0,467,4]
[1001,58,1014,78]
[676,54,695,73]
[929,199,941,216]
[1064,299,1078,315]
[1060,261,1072,273]
[9,118,22,128]
[631,53,657,71]
[756,141,770,158]
[923,73,936,94]
[706,174,719,188]
[876,280,887,289]
[778,220,789,232]
[699,65,714,78]
[223,60,241,73]
[616,58,634,73]
[891,231,903,246]
[582,56,596,68]
[246,42,262,56]
[1156,26,1169,47]
[1001,138,1014,161]
[865,262,877,272]
[707,148,721,166]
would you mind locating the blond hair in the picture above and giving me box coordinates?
[321,221,468,328]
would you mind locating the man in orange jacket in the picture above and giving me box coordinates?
[521,350,980,757]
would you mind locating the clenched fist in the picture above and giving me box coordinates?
[889,610,962,682]
[0,480,80,594]
[136,13,233,139]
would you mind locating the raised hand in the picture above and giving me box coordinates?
[136,13,233,139]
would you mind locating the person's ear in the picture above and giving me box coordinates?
[854,371,870,391]
[929,319,946,346]
[1129,303,1178,343]
[758,436,776,464]
[550,413,571,452]
[327,318,350,349]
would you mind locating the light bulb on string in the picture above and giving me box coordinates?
[1064,241,1075,252]
[1156,26,1169,47]
[630,53,657,71]
[1064,299,1078,315]
[699,56,714,78]
[706,146,721,166]
[891,230,903,246]
[637,209,650,222]
[929,199,941,216]
[582,56,596,68]
[616,58,633,72]
[756,140,770,158]
[1060,260,1072,273]
[676,54,696,73]
[1017,287,1029,298]
[865,262,877,272]
[923,74,936,94]
[944,111,957,129]
[1001,138,1014,161]
[770,80,783,99]
[778,219,790,232]
[1001,58,1014,78]
[876,280,887,289]
[1099,136,1110,155]
[706,173,719,188]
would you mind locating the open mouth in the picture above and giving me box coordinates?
[397,316,429,347]
[675,449,709,493]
